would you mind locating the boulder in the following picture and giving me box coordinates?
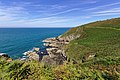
[34,48,40,52]
[28,52,40,61]
[0,53,12,62]
[0,53,10,58]
[23,47,41,61]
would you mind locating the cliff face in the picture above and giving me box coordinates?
[60,27,85,41]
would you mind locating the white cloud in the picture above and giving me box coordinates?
[31,4,66,10]
[93,8,120,14]
[0,4,29,22]
[85,2,120,11]
[14,16,72,24]
[91,12,120,17]
[0,17,72,27]
[86,7,120,17]
[81,0,98,4]
[0,1,79,27]
[50,8,81,16]
[0,0,120,27]
[0,5,73,27]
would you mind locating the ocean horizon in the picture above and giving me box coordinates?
[0,28,70,59]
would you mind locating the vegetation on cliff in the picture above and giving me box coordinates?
[0,18,120,80]
[62,18,120,79]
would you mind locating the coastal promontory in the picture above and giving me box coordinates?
[0,18,120,80]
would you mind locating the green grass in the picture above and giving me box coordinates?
[62,18,120,80]
[81,18,120,29]
[62,18,120,38]
[64,27,120,61]
[63,18,120,61]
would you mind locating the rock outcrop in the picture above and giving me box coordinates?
[22,48,42,61]
[0,53,10,58]
[42,37,68,65]
[0,53,13,62]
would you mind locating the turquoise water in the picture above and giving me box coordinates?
[0,28,69,59]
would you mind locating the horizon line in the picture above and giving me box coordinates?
[0,27,73,28]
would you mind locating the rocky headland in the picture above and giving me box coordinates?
[1,18,120,80]
[24,36,70,65]
[0,30,82,65]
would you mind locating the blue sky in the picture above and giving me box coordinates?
[0,0,120,27]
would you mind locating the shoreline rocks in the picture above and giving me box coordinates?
[0,53,13,62]
[41,36,68,65]
[0,53,9,57]
[22,47,48,61]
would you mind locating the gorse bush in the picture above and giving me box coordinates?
[53,62,105,80]
[28,61,55,80]
[0,60,31,80]
[0,60,105,80]
[1,60,119,80]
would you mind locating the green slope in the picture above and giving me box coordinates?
[62,18,120,38]
[62,18,120,62]
[82,18,120,29]
[63,18,120,78]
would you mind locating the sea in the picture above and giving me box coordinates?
[0,28,70,59]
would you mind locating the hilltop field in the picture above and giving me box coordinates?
[0,18,120,80]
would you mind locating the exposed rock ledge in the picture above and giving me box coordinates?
[42,36,68,65]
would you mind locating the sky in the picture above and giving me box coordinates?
[0,0,120,28]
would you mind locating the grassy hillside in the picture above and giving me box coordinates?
[0,18,120,80]
[64,28,120,61]
[63,18,120,79]
[62,18,120,61]
[82,18,120,29]
[62,18,120,37]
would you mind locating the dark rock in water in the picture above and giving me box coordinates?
[0,53,10,58]
[0,53,13,62]
[23,47,48,61]
[23,48,41,61]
